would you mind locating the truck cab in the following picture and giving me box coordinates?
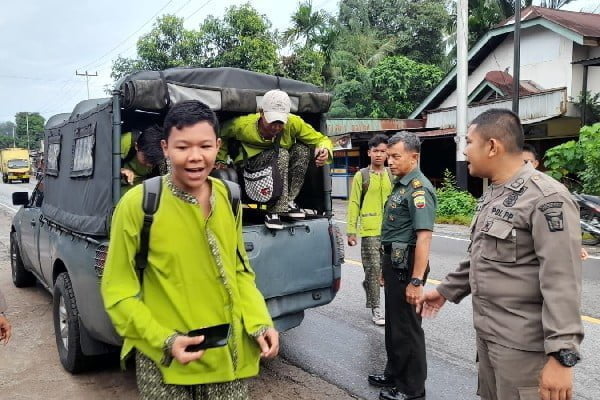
[10,67,343,373]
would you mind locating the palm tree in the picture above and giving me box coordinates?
[539,0,574,8]
[282,1,327,48]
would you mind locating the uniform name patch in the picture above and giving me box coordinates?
[538,201,563,212]
[413,195,426,208]
[544,211,564,232]
[412,190,425,197]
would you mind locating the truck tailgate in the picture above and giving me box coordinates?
[243,218,334,299]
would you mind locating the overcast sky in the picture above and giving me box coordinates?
[0,0,597,124]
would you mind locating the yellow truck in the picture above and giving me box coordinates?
[0,148,31,183]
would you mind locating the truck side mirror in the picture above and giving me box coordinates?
[12,192,29,206]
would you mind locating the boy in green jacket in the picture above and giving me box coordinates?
[347,134,393,326]
[101,101,278,400]
[217,90,332,230]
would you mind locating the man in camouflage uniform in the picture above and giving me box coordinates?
[369,131,436,400]
[347,134,393,326]
[420,109,584,400]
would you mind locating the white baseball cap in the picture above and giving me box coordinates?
[261,90,291,123]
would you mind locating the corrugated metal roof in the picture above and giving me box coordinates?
[325,118,424,136]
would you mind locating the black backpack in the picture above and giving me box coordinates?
[134,176,242,284]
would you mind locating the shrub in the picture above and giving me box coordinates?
[436,170,477,221]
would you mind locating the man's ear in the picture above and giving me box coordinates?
[160,139,168,158]
[488,138,502,157]
[216,138,221,151]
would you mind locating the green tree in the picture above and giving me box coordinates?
[282,0,327,48]
[280,47,325,86]
[0,121,16,137]
[544,123,600,194]
[198,4,278,74]
[9,113,45,150]
[112,4,278,79]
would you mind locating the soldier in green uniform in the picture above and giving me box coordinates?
[368,131,436,400]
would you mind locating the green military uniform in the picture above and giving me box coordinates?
[347,168,393,309]
[380,167,436,396]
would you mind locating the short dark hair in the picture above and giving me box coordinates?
[368,134,389,149]
[522,143,539,161]
[136,125,165,166]
[388,131,421,153]
[470,108,523,154]
[163,100,219,139]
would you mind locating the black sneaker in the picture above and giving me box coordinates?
[284,201,305,219]
[265,213,284,230]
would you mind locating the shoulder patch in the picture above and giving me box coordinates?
[538,201,563,212]
[413,195,426,209]
[412,179,423,189]
[412,190,426,197]
[544,211,564,232]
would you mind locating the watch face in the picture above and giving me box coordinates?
[562,352,578,367]
[410,278,422,286]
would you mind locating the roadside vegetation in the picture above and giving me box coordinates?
[435,169,476,226]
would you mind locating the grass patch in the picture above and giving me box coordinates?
[436,215,473,226]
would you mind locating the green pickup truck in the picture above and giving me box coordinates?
[10,67,344,373]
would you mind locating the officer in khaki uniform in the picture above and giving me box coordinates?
[369,132,436,400]
[420,109,584,400]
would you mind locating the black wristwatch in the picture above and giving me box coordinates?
[409,277,424,287]
[550,349,580,367]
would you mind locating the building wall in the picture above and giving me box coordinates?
[440,26,575,108]
[571,44,600,98]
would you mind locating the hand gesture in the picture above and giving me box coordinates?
[0,315,11,345]
[171,335,205,365]
[416,289,446,318]
[406,283,423,305]
[120,168,135,185]
[314,148,329,167]
[539,357,573,400]
[255,327,279,359]
[347,234,357,246]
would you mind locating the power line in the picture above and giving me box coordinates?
[77,0,176,71]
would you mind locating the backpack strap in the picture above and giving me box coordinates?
[135,176,162,285]
[219,178,250,271]
[359,167,370,209]
[386,167,394,184]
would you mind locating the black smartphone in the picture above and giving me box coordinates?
[185,323,231,352]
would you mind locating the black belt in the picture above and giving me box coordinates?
[381,243,415,254]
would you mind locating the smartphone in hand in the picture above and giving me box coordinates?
[185,324,231,352]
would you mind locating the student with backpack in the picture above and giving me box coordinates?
[347,134,393,326]
[101,101,278,400]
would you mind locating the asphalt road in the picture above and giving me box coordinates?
[1,182,599,399]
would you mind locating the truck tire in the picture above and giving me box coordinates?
[10,231,36,287]
[2,175,7,183]
[24,178,30,184]
[53,272,93,373]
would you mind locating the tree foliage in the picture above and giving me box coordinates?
[436,169,477,218]
[544,123,600,194]
[0,113,45,150]
[0,121,16,137]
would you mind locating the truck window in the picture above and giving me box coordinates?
[7,159,29,169]
[46,139,61,176]
[71,122,97,178]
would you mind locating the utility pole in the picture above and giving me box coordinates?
[75,70,98,99]
[25,112,30,151]
[455,0,469,190]
[512,3,521,114]
[12,126,16,148]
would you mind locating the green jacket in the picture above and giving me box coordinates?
[121,132,152,192]
[347,168,393,237]
[101,176,273,385]
[217,113,333,164]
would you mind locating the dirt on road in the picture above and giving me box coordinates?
[0,208,356,400]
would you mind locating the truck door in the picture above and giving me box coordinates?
[19,184,43,275]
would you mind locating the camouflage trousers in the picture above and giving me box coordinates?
[136,352,249,400]
[361,236,382,309]
[244,143,310,213]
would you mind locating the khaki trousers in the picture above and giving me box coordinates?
[476,335,547,400]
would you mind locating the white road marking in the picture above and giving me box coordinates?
[0,202,17,213]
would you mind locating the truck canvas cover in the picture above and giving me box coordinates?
[118,67,331,114]
[42,98,114,236]
[42,67,332,236]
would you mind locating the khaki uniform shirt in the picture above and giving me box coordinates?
[381,168,437,245]
[437,163,584,354]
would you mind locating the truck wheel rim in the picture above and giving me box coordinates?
[59,296,69,350]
